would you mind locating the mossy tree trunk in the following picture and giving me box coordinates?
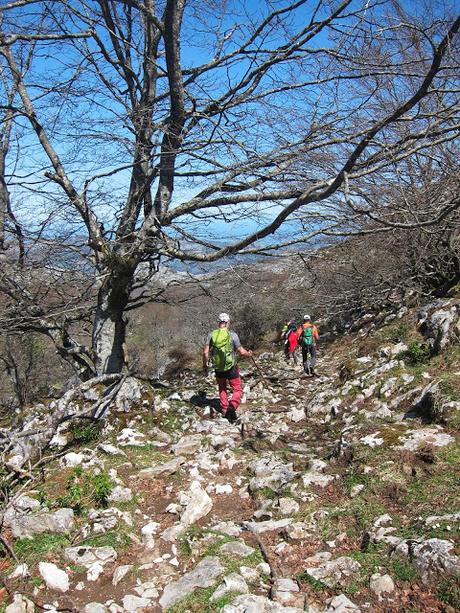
[92,258,137,376]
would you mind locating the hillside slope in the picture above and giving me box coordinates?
[1,295,459,612]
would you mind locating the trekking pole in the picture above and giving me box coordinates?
[250,355,271,390]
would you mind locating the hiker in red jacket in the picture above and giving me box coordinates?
[284,319,299,363]
[297,314,319,376]
[203,313,252,423]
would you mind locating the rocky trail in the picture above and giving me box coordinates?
[1,297,460,613]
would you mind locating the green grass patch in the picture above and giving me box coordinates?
[350,543,387,578]
[439,376,460,401]
[398,516,460,541]
[68,420,102,444]
[122,443,170,467]
[223,549,264,576]
[437,577,460,610]
[297,571,326,592]
[343,470,369,496]
[67,563,88,574]
[402,444,460,514]
[347,498,389,535]
[155,411,186,434]
[14,533,70,565]
[378,322,411,344]
[165,584,223,613]
[77,529,132,551]
[252,486,279,500]
[343,581,360,595]
[389,556,419,583]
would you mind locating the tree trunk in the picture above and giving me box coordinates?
[0,148,7,254]
[92,261,136,375]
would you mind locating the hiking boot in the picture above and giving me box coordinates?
[226,405,237,424]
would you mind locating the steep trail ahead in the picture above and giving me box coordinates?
[2,298,460,613]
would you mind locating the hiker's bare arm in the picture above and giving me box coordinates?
[203,345,209,374]
[237,347,252,357]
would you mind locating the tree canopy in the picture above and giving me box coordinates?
[1,0,459,377]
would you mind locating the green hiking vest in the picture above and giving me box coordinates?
[210,328,237,372]
[300,325,314,346]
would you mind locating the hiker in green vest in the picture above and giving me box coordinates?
[203,313,252,423]
[297,314,319,376]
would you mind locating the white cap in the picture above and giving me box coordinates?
[218,312,230,323]
[303,314,311,320]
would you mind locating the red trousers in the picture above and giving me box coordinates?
[216,374,243,414]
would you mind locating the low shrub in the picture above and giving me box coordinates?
[56,467,113,512]
[68,420,102,444]
[396,341,430,365]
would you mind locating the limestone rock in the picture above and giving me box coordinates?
[180,480,213,526]
[393,538,460,580]
[243,518,292,534]
[369,514,400,547]
[141,521,160,548]
[323,594,361,612]
[121,595,152,612]
[278,498,300,515]
[64,545,117,568]
[369,573,395,599]
[8,495,41,514]
[159,556,224,608]
[239,566,260,582]
[249,456,298,491]
[306,556,361,588]
[86,507,133,534]
[272,578,305,608]
[139,456,186,477]
[423,512,460,528]
[98,443,126,456]
[60,452,84,467]
[171,434,203,455]
[284,521,316,540]
[5,594,35,613]
[134,580,159,599]
[38,562,70,593]
[219,540,255,558]
[210,572,249,601]
[108,485,133,503]
[10,508,74,539]
[115,377,142,411]
[418,299,460,354]
[8,564,30,579]
[87,562,104,581]
[350,485,364,498]
[83,604,108,613]
[221,593,304,612]
[302,459,336,490]
[112,564,133,586]
[117,428,146,447]
[215,483,233,494]
[397,426,455,451]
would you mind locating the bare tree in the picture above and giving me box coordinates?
[0,0,459,378]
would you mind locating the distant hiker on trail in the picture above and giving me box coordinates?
[203,313,252,423]
[280,319,289,341]
[284,319,299,363]
[297,314,319,376]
